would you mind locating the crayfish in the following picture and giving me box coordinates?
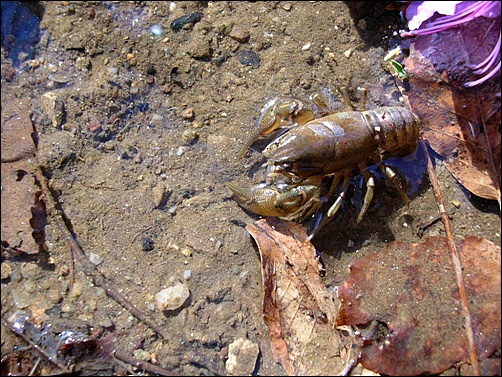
[227,87,421,240]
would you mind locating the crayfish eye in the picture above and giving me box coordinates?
[281,163,292,171]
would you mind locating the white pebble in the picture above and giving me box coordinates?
[89,252,103,266]
[302,42,311,51]
[150,25,163,36]
[183,269,192,280]
[177,146,188,156]
[107,67,119,76]
[155,283,190,311]
[344,48,354,58]
[225,337,260,375]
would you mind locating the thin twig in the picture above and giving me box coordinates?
[113,350,180,376]
[35,167,171,340]
[420,139,480,375]
[131,226,153,244]
[65,238,75,292]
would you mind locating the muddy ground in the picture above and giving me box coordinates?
[1,1,500,376]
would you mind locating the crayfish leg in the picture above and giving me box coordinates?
[354,162,376,224]
[356,87,368,110]
[356,175,375,224]
[338,86,354,110]
[306,173,351,241]
[383,165,410,207]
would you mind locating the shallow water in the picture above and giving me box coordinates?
[1,2,499,375]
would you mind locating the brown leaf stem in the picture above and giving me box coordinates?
[420,138,480,375]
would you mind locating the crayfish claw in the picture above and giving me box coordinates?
[226,182,252,201]
[226,181,286,217]
[237,97,318,159]
[226,181,320,221]
[237,98,286,159]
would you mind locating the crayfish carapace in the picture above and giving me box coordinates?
[227,88,421,240]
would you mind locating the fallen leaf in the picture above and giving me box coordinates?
[336,236,501,376]
[247,218,352,376]
[1,101,47,254]
[402,19,501,202]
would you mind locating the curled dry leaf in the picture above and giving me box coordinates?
[336,236,501,376]
[246,218,353,376]
[402,19,501,202]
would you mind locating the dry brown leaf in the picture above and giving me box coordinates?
[1,101,47,254]
[402,28,501,202]
[336,236,501,376]
[247,218,352,376]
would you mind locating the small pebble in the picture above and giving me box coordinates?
[170,13,203,31]
[107,67,118,76]
[357,18,367,30]
[362,239,372,247]
[344,48,354,58]
[69,281,83,299]
[89,252,103,266]
[151,113,164,123]
[133,349,151,362]
[1,263,12,280]
[142,237,155,251]
[177,146,188,156]
[155,282,190,311]
[181,108,194,119]
[41,91,66,128]
[183,270,192,281]
[153,184,171,208]
[181,246,194,257]
[302,42,311,51]
[237,50,261,69]
[225,337,260,376]
[229,25,249,43]
[47,63,58,73]
[182,129,198,143]
[150,25,163,36]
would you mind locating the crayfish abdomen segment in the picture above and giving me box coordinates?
[364,106,420,156]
